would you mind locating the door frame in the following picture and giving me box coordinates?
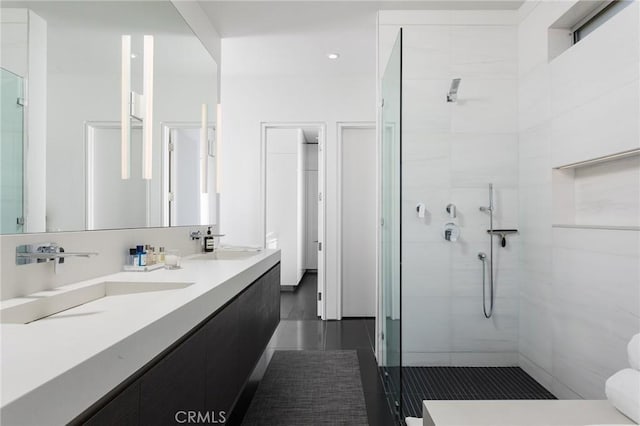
[336,122,376,320]
[260,122,327,320]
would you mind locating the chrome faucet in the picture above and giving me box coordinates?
[16,243,98,273]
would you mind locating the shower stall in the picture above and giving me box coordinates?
[379,28,553,422]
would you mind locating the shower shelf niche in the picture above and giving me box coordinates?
[552,224,640,231]
[552,152,640,230]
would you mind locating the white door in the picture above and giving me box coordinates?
[341,126,376,317]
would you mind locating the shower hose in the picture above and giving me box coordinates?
[481,255,494,318]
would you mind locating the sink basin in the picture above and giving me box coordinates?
[193,249,261,261]
[0,281,193,324]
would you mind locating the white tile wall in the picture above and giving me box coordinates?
[573,156,640,227]
[549,2,639,117]
[403,296,451,353]
[517,0,575,77]
[402,26,451,80]
[403,79,452,134]
[451,26,517,80]
[450,351,518,367]
[549,2,640,167]
[451,296,518,352]
[519,293,553,372]
[518,0,640,401]
[450,134,518,188]
[518,64,551,131]
[402,242,451,298]
[551,80,640,167]
[450,79,518,134]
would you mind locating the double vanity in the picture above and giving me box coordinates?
[1,249,281,425]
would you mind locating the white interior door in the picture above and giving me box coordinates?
[341,126,376,317]
[305,171,318,269]
[304,142,319,270]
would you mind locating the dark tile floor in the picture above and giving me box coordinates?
[228,272,396,426]
[396,366,556,418]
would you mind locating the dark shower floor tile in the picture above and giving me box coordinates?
[383,366,556,419]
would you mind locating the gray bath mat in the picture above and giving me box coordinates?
[241,350,368,425]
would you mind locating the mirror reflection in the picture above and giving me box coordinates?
[0,1,218,234]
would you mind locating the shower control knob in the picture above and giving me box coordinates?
[443,222,460,242]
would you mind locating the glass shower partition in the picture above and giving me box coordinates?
[0,68,25,234]
[380,29,402,421]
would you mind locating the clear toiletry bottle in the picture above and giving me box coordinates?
[145,245,155,265]
[204,227,214,253]
[128,248,137,266]
[159,247,165,263]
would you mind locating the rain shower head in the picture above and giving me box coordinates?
[446,78,461,102]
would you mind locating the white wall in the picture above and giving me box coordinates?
[517,0,640,399]
[220,38,375,319]
[379,10,520,366]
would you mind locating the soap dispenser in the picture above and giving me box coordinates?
[204,227,214,252]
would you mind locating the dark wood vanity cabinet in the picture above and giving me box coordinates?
[83,381,140,426]
[77,263,280,426]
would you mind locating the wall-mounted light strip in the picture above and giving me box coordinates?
[216,103,222,193]
[554,148,640,169]
[201,103,209,193]
[121,35,131,180]
[142,35,154,180]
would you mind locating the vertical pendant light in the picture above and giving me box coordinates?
[216,103,222,193]
[200,103,208,193]
[121,35,131,180]
[142,35,154,180]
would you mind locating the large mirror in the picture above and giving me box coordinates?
[0,1,218,234]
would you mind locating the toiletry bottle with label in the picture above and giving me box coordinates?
[204,227,214,252]
[145,245,155,265]
[136,245,147,266]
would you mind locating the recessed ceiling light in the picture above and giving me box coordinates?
[327,53,340,60]
[131,53,137,59]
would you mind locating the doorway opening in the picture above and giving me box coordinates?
[85,121,149,230]
[161,122,217,228]
[261,122,326,319]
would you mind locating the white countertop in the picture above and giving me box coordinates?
[0,249,280,425]
[423,400,635,426]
